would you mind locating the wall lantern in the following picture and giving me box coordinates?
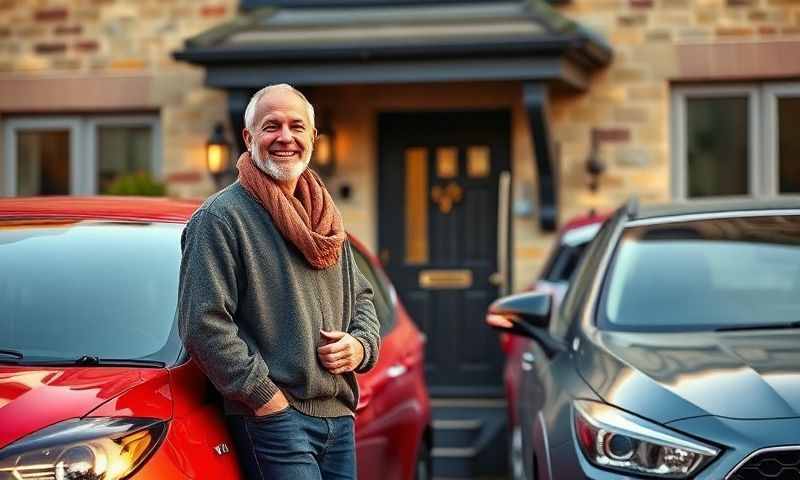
[312,111,336,177]
[585,130,606,192]
[206,122,232,190]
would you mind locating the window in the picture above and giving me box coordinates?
[351,246,396,336]
[3,115,161,196]
[0,220,183,364]
[671,83,800,199]
[600,216,800,332]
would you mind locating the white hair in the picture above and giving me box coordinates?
[243,83,316,131]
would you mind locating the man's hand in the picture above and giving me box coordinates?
[254,390,289,416]
[317,330,365,375]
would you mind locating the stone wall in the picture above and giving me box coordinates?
[551,0,800,221]
[0,0,237,196]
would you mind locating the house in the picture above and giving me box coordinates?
[2,0,799,475]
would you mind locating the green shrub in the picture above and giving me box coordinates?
[104,172,166,196]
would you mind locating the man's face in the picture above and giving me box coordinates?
[244,90,316,182]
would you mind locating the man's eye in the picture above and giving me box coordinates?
[263,125,277,131]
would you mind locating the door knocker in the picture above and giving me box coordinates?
[431,182,463,214]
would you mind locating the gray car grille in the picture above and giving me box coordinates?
[729,449,800,480]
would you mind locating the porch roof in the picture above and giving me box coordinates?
[174,0,612,90]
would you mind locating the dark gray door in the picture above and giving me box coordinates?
[378,111,510,396]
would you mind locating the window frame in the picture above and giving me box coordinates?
[2,114,162,196]
[86,115,163,195]
[671,84,761,200]
[762,82,800,196]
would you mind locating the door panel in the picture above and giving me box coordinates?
[378,111,511,395]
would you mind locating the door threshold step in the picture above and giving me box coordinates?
[433,419,483,430]
[433,447,478,458]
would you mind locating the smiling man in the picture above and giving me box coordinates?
[177,84,380,479]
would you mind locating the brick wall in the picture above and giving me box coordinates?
[0,0,238,196]
[551,0,800,221]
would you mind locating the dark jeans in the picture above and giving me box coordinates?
[227,407,357,480]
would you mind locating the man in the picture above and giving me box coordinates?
[177,83,380,479]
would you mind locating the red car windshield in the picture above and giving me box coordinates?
[0,219,184,364]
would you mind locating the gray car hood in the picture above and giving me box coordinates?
[576,329,800,423]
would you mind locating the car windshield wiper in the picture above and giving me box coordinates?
[0,349,24,362]
[0,355,165,368]
[0,349,24,359]
[716,321,800,332]
[71,356,166,368]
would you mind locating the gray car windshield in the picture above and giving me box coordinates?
[600,215,800,331]
[0,220,183,364]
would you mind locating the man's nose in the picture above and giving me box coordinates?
[277,124,293,142]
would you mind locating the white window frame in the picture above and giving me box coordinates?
[3,117,84,197]
[762,83,800,196]
[672,82,800,200]
[671,84,761,200]
[2,114,162,197]
[86,115,163,194]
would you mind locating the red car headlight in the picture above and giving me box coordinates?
[0,417,166,480]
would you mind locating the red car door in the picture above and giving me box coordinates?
[351,241,430,480]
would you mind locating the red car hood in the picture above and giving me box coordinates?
[0,366,162,449]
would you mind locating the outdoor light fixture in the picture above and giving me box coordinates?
[585,131,606,192]
[312,111,336,177]
[206,122,232,190]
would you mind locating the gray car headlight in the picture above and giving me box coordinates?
[0,417,166,480]
[573,400,719,478]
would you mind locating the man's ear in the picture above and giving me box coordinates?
[312,128,319,144]
[242,128,252,152]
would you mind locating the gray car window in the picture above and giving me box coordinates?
[600,215,800,331]
[351,246,396,336]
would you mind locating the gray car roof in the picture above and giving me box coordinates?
[633,198,800,222]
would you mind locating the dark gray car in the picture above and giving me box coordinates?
[488,200,800,480]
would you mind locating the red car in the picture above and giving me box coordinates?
[497,212,606,480]
[0,197,431,480]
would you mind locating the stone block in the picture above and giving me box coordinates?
[660,0,690,8]
[34,8,68,22]
[614,106,649,123]
[52,58,82,70]
[610,67,647,83]
[200,5,227,18]
[627,84,665,101]
[74,40,100,52]
[110,58,147,70]
[593,127,631,143]
[55,25,82,35]
[34,42,67,54]
[715,26,755,37]
[615,147,653,167]
[645,29,672,42]
[15,55,49,71]
[17,25,46,38]
[617,13,648,27]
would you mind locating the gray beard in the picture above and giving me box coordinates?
[251,142,312,182]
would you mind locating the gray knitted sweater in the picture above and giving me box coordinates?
[177,181,380,418]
